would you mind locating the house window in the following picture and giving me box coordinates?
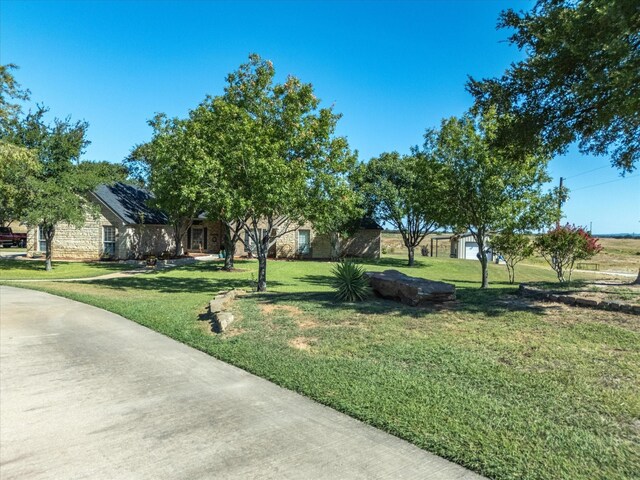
[298,230,310,255]
[244,228,268,253]
[38,226,46,252]
[103,226,116,256]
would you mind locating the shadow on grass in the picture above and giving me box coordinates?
[261,274,547,318]
[0,258,134,273]
[79,270,284,295]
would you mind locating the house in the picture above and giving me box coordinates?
[26,182,382,260]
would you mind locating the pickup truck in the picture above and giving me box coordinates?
[0,227,27,248]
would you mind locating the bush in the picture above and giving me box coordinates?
[490,231,534,284]
[331,260,371,302]
[535,224,602,283]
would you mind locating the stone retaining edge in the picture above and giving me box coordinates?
[519,284,640,315]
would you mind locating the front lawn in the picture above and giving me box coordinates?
[0,258,139,280]
[4,257,638,480]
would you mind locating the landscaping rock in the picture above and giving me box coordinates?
[213,312,234,332]
[364,270,455,306]
[575,298,600,308]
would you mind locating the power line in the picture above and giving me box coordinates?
[564,165,610,180]
[570,174,640,192]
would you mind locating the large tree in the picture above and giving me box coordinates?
[467,0,640,172]
[0,65,39,226]
[353,150,446,266]
[208,54,357,291]
[126,113,208,257]
[434,109,557,288]
[5,106,123,270]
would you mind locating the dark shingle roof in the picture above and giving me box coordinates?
[360,217,383,230]
[93,182,169,225]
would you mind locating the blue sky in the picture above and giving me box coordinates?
[2,0,638,233]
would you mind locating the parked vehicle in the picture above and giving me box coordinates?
[0,227,27,248]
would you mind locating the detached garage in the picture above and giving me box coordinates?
[451,233,493,261]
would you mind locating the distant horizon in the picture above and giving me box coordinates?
[2,0,638,233]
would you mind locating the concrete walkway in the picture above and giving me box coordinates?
[0,286,484,480]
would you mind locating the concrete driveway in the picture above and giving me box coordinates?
[0,286,483,480]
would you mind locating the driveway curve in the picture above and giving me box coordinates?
[0,286,483,480]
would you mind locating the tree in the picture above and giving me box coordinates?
[467,0,640,172]
[6,107,123,270]
[0,142,39,226]
[202,54,356,291]
[489,231,534,284]
[353,150,446,266]
[434,108,557,288]
[535,224,602,283]
[0,64,39,226]
[126,114,208,257]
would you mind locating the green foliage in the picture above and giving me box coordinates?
[433,107,557,288]
[193,54,357,290]
[0,68,124,270]
[468,0,640,171]
[331,260,371,302]
[535,224,603,283]
[490,231,534,284]
[126,113,210,256]
[352,150,446,266]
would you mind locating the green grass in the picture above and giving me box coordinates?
[3,257,638,480]
[0,258,139,280]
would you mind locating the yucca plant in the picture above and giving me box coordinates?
[331,260,371,302]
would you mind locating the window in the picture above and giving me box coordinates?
[38,226,46,252]
[103,226,116,256]
[298,230,310,255]
[244,229,268,253]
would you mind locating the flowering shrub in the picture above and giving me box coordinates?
[535,224,602,283]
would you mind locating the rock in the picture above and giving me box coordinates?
[364,270,455,306]
[209,299,226,313]
[575,297,600,308]
[213,312,234,332]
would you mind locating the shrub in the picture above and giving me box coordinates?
[490,231,534,284]
[381,245,388,255]
[535,224,602,283]
[331,260,371,302]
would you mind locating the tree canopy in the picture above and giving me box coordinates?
[353,150,446,266]
[434,108,557,288]
[201,54,358,291]
[467,0,640,172]
[1,66,123,270]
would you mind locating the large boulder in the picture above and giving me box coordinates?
[364,270,455,306]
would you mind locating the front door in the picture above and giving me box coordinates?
[192,226,205,252]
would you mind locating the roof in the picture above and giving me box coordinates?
[360,217,383,230]
[93,182,169,225]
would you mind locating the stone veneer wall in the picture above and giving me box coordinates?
[122,224,175,258]
[343,229,381,258]
[25,204,176,260]
[26,206,124,260]
[231,219,380,260]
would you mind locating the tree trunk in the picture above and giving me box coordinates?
[257,251,267,292]
[477,237,489,288]
[506,263,515,284]
[634,269,640,285]
[44,226,54,271]
[223,234,236,271]
[407,245,415,266]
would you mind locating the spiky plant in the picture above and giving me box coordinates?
[331,260,371,302]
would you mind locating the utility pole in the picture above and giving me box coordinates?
[556,177,564,228]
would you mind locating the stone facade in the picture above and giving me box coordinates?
[26,204,176,260]
[27,203,381,261]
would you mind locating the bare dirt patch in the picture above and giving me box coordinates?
[260,304,303,316]
[288,336,316,351]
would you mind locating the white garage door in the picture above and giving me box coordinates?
[464,242,479,260]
